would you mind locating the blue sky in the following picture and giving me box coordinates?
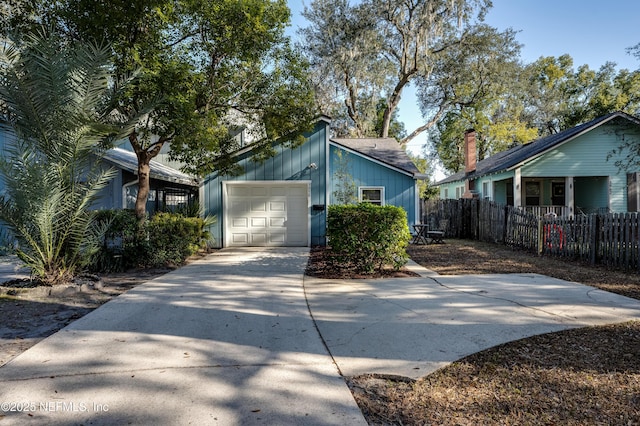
[285,0,640,160]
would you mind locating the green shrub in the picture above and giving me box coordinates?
[90,210,212,271]
[91,209,147,272]
[147,212,210,267]
[327,203,411,274]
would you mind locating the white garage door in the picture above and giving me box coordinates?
[223,181,310,247]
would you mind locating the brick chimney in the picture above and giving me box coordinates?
[463,129,479,199]
[464,129,476,174]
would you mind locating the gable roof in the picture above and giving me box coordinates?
[102,148,199,187]
[437,111,640,185]
[330,137,421,176]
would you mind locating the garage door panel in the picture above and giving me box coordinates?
[251,200,267,212]
[251,217,267,227]
[270,217,286,227]
[288,202,307,213]
[269,201,286,211]
[231,233,249,244]
[225,182,309,247]
[228,186,251,197]
[252,186,269,196]
[288,186,307,196]
[271,186,287,196]
[251,233,267,244]
[269,232,286,244]
[286,233,307,245]
[231,200,250,213]
[232,218,248,228]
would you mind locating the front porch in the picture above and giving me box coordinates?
[522,205,571,217]
[493,175,610,218]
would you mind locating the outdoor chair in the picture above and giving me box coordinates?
[427,219,448,244]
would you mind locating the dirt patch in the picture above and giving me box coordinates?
[349,321,640,425]
[0,268,172,367]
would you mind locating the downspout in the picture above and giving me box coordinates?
[414,176,420,225]
[324,128,331,246]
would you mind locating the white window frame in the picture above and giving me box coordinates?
[482,181,491,200]
[359,186,385,206]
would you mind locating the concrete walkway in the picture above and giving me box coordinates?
[0,248,366,425]
[304,260,640,379]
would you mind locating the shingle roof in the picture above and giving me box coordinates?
[102,148,199,187]
[436,111,640,185]
[330,137,421,175]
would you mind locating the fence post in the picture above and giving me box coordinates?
[537,217,544,255]
[590,214,599,265]
[503,205,509,244]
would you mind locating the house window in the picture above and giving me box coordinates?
[525,181,540,206]
[359,186,385,205]
[444,188,449,199]
[551,182,565,206]
[482,181,490,199]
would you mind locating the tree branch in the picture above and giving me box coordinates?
[400,104,447,147]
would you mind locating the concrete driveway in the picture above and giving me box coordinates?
[1,248,640,425]
[304,261,640,379]
[0,248,365,426]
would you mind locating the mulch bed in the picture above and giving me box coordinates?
[305,246,419,279]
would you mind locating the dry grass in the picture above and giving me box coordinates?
[344,239,640,425]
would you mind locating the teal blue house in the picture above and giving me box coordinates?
[202,117,423,247]
[0,116,421,247]
[436,112,640,216]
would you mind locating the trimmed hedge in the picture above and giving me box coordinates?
[327,203,411,274]
[147,212,209,268]
[90,209,211,271]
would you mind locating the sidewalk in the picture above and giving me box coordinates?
[0,248,366,425]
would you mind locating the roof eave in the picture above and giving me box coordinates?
[505,112,633,172]
[329,140,417,177]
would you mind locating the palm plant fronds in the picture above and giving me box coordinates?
[0,29,121,284]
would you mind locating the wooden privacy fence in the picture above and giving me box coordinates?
[423,199,640,272]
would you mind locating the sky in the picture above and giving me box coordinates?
[285,0,640,166]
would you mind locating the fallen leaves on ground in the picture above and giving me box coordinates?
[348,321,640,425]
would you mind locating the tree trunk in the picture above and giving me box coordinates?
[380,74,411,138]
[128,132,166,221]
[135,157,151,220]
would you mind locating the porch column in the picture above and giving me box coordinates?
[565,176,574,217]
[514,169,522,207]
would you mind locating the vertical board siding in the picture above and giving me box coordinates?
[93,168,124,210]
[203,122,328,247]
[329,145,417,226]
